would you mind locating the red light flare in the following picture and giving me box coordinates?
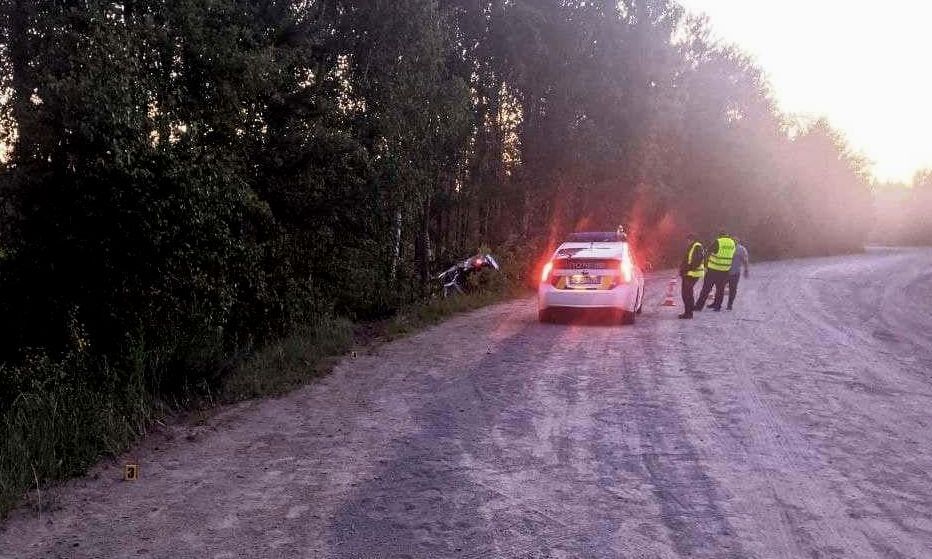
[624,189,682,267]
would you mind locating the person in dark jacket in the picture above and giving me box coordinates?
[678,233,705,319]
[726,238,750,310]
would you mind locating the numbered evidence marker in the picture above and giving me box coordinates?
[124,464,139,481]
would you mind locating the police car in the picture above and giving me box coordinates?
[538,231,645,324]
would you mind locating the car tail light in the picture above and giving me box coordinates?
[619,260,633,283]
[619,245,633,283]
[541,260,554,283]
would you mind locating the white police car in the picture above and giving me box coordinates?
[538,231,645,324]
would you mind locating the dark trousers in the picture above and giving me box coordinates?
[696,270,728,310]
[727,273,740,308]
[681,275,699,316]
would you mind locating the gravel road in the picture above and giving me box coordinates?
[3,247,932,558]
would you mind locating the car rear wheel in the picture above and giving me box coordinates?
[617,309,635,325]
[538,308,552,323]
[635,287,644,314]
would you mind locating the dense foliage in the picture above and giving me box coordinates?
[0,0,873,511]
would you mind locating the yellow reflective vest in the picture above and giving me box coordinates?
[707,236,737,272]
[686,242,705,278]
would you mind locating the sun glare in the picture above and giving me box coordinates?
[678,0,932,184]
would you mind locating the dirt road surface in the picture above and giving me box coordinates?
[3,247,932,558]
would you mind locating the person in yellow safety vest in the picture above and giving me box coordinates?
[695,230,737,312]
[678,233,706,319]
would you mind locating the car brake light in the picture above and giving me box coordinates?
[620,260,633,283]
[620,245,633,283]
[541,261,554,283]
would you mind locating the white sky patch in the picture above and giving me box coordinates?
[677,0,932,183]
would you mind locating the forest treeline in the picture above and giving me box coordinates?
[872,171,932,246]
[0,1,873,510]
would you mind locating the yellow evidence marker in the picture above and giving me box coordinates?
[124,464,139,481]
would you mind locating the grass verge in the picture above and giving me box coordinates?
[0,357,151,516]
[383,287,519,339]
[220,317,354,401]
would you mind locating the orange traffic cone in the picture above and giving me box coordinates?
[662,277,677,306]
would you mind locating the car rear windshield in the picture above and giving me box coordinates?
[565,231,623,243]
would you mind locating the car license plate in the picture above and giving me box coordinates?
[569,274,601,286]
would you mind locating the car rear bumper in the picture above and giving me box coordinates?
[538,283,639,312]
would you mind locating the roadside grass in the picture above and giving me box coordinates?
[384,286,519,339]
[0,359,151,517]
[0,286,522,519]
[220,317,354,401]
[222,285,523,400]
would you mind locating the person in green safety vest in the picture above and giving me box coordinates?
[678,233,706,319]
[695,230,737,312]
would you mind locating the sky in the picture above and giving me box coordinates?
[676,0,932,184]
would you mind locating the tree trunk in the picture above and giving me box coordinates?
[415,201,431,289]
[391,208,403,281]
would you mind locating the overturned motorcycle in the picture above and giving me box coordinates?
[436,253,501,298]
